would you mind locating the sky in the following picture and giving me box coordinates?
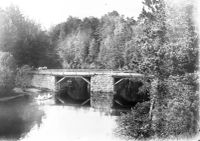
[0,0,143,29]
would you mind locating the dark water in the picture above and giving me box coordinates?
[0,96,44,140]
[0,95,125,141]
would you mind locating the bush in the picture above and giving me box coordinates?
[115,73,198,139]
[15,65,33,89]
[115,101,154,139]
[161,74,198,136]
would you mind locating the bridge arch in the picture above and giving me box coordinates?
[55,75,91,106]
[113,76,150,109]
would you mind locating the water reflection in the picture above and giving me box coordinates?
[0,96,45,140]
[22,105,125,141]
[0,94,128,141]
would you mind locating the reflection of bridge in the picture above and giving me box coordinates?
[30,69,145,109]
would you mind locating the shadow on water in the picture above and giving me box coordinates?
[0,95,45,140]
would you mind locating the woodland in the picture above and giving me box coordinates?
[0,0,198,139]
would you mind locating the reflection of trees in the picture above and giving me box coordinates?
[0,97,45,139]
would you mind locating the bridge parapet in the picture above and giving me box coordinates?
[30,69,144,77]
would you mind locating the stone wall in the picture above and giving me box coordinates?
[31,74,56,91]
[90,74,114,109]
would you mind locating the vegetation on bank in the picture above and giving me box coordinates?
[15,65,33,90]
[0,52,16,97]
[114,0,199,139]
[115,73,198,139]
[0,0,198,139]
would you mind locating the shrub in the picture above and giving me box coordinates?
[115,73,198,139]
[152,73,198,137]
[115,101,154,139]
[166,74,197,136]
[15,65,33,89]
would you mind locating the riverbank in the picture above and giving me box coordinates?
[0,94,28,102]
[0,87,49,101]
[0,87,54,105]
[0,88,28,102]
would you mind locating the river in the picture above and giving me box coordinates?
[0,94,127,141]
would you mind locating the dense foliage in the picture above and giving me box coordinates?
[0,6,60,68]
[0,52,16,95]
[156,74,199,137]
[115,101,153,139]
[15,65,33,89]
[0,6,60,95]
[115,73,198,139]
[113,0,199,139]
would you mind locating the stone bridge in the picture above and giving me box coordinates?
[30,69,146,109]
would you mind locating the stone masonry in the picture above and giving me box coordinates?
[31,74,56,91]
[90,74,114,109]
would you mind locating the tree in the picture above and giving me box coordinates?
[0,8,17,53]
[55,17,101,68]
[0,52,16,95]
[97,11,133,69]
[164,3,198,75]
[0,5,59,68]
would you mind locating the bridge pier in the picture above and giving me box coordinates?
[90,75,114,109]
